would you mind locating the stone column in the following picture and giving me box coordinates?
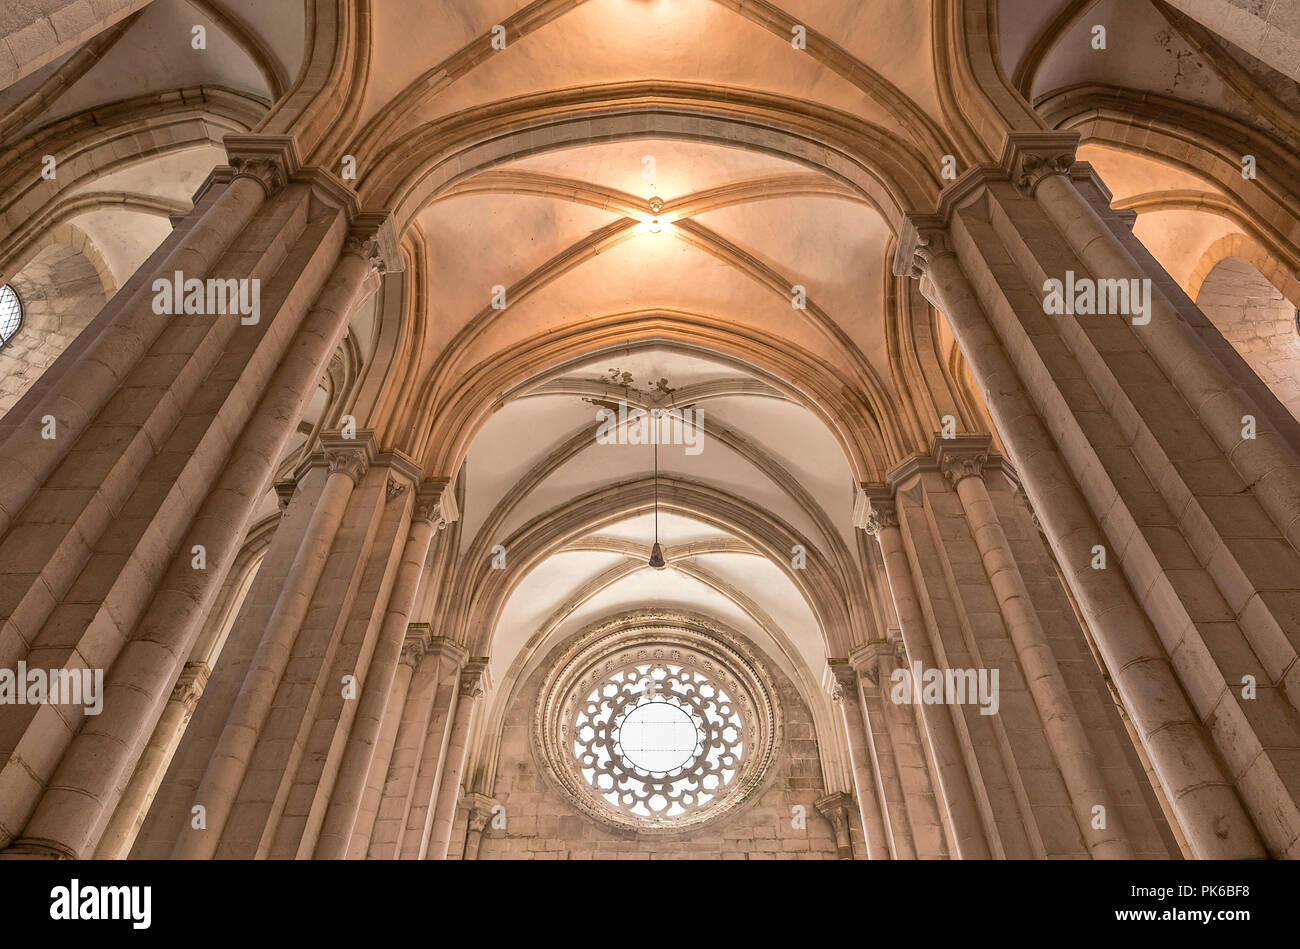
[858,641,950,859]
[828,660,890,859]
[856,495,991,859]
[93,662,208,859]
[350,625,431,859]
[1032,158,1300,557]
[0,140,286,539]
[375,636,466,859]
[427,659,490,860]
[171,434,373,859]
[2,212,399,859]
[814,792,856,859]
[314,480,456,858]
[459,792,500,860]
[898,202,1268,857]
[938,436,1134,859]
[853,649,916,859]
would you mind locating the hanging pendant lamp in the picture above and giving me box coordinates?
[649,410,667,569]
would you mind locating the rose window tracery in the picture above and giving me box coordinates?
[573,662,743,819]
[535,611,781,832]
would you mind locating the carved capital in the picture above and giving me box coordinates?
[933,432,993,487]
[460,658,491,699]
[1004,131,1079,196]
[386,475,409,502]
[827,660,859,707]
[414,479,457,532]
[225,135,297,198]
[319,430,375,486]
[852,488,894,540]
[229,156,285,196]
[463,793,500,833]
[814,791,854,852]
[815,791,853,823]
[854,486,898,536]
[940,450,987,486]
[344,211,401,278]
[894,213,955,281]
[325,446,369,485]
[169,661,210,708]
[401,624,432,669]
[273,479,297,512]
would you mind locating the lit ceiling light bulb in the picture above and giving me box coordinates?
[645,196,666,234]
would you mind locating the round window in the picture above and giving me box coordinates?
[536,611,780,832]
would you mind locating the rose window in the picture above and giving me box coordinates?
[573,662,743,820]
[536,611,781,832]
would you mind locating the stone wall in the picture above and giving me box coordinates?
[464,647,855,860]
[1197,255,1300,421]
[1,242,109,415]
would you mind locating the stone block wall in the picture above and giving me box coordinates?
[464,651,851,860]
[1,242,109,414]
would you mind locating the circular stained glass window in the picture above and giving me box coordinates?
[617,699,699,773]
[536,611,781,833]
[0,284,22,345]
[573,662,742,820]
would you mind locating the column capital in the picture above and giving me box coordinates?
[826,659,859,706]
[814,792,856,856]
[273,478,297,512]
[1001,130,1080,197]
[414,479,458,532]
[320,430,376,486]
[461,792,500,831]
[850,641,898,684]
[385,476,408,503]
[853,485,897,536]
[460,658,491,699]
[934,433,993,486]
[169,661,210,708]
[894,213,955,280]
[225,134,300,197]
[344,211,402,278]
[400,623,434,669]
[425,635,470,670]
[814,791,854,826]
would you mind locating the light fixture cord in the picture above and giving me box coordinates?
[653,412,659,542]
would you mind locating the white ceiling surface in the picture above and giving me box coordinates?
[44,1,270,127]
[365,0,936,135]
[467,339,854,697]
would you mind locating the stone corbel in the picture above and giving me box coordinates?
[401,623,433,670]
[376,450,423,504]
[414,479,458,532]
[425,635,470,673]
[853,485,897,536]
[273,478,297,512]
[814,791,856,859]
[459,658,492,700]
[826,659,859,707]
[850,641,896,685]
[346,211,403,278]
[169,661,210,710]
[893,212,954,281]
